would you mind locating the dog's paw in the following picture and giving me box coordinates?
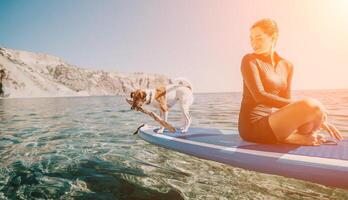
[155,128,165,134]
[179,127,189,133]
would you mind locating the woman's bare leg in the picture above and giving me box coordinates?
[268,98,325,145]
[292,113,326,144]
[296,115,323,135]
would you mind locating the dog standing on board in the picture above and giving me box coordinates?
[128,78,194,133]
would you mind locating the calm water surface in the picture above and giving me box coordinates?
[0,90,348,199]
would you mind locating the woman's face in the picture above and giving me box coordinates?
[250,27,275,54]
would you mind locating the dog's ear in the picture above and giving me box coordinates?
[140,91,147,100]
[130,92,135,98]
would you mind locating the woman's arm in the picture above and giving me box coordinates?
[241,56,292,108]
[279,63,293,99]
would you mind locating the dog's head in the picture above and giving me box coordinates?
[127,89,147,110]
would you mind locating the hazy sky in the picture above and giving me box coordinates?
[1,0,347,92]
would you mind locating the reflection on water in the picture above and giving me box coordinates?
[0,90,347,199]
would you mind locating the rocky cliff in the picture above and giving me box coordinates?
[0,47,170,98]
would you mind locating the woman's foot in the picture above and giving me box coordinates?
[283,131,325,146]
[315,133,327,144]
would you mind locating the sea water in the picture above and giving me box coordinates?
[0,90,347,199]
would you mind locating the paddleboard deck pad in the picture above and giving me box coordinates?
[138,125,348,190]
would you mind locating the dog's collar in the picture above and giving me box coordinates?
[146,91,153,105]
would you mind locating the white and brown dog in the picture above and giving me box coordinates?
[127,78,194,133]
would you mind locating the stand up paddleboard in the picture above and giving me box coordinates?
[138,125,348,190]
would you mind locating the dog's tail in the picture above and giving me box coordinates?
[173,77,193,91]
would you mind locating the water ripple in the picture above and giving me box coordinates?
[0,93,347,199]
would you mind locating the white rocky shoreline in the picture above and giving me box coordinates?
[0,47,171,99]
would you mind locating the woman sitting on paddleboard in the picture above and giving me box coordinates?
[238,18,343,145]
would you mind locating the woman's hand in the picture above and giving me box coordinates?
[321,113,343,141]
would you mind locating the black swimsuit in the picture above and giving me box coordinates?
[238,52,293,144]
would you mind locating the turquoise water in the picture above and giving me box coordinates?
[0,90,347,199]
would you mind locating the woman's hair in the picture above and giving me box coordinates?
[251,18,278,38]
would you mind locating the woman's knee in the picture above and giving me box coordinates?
[297,98,325,118]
